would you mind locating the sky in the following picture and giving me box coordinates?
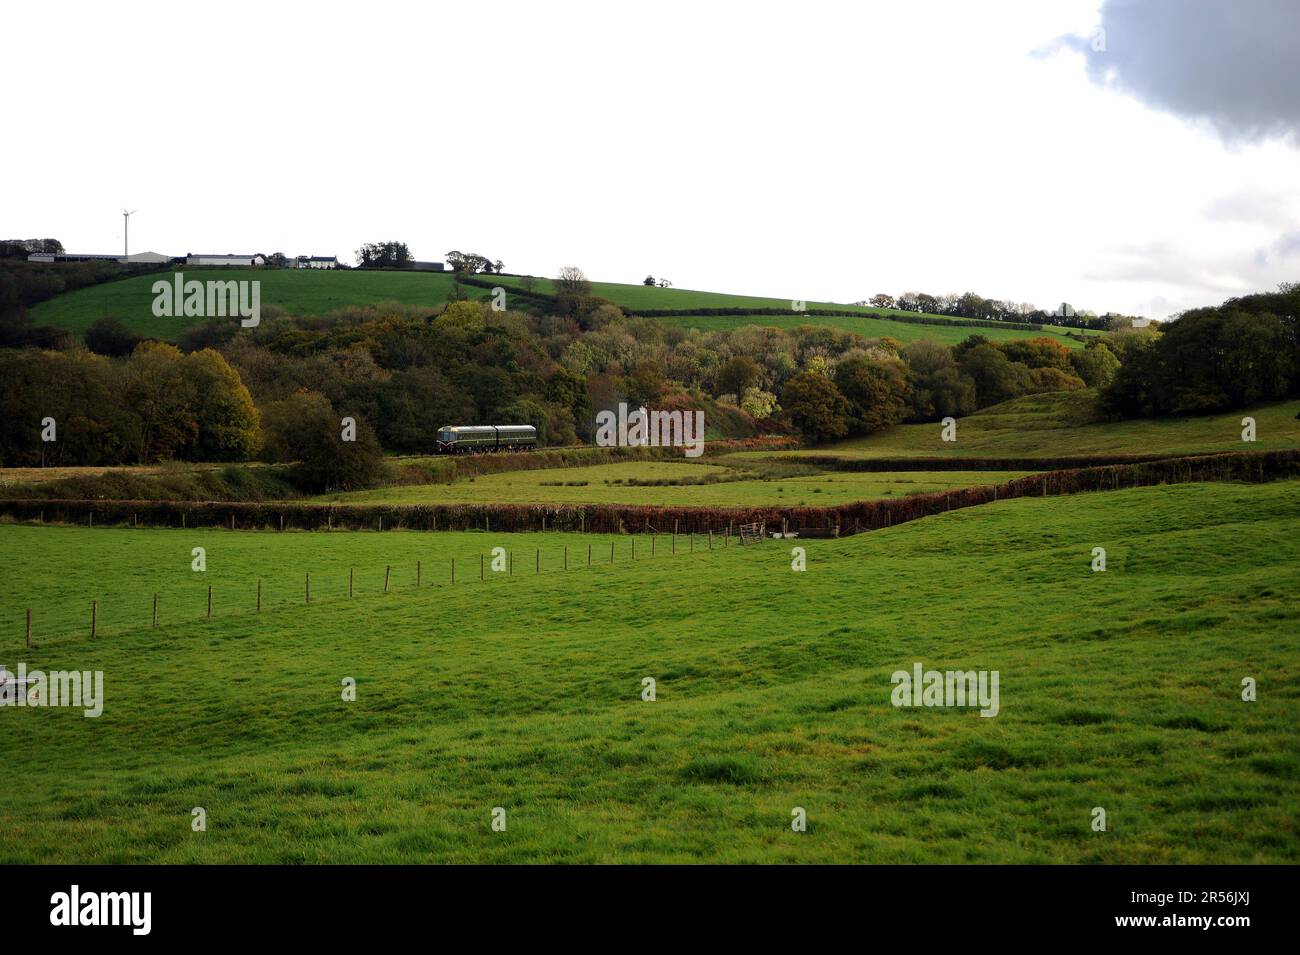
[4,0,1298,319]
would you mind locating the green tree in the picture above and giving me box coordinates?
[626,360,666,407]
[780,371,850,442]
[259,390,384,491]
[715,355,760,398]
[85,316,142,357]
[901,339,976,420]
[833,356,910,433]
[123,342,195,462]
[958,344,1034,407]
[1070,339,1121,388]
[184,348,260,461]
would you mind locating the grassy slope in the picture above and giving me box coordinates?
[649,312,1092,348]
[494,274,964,317]
[32,269,1085,347]
[2,479,1298,863]
[493,276,1097,348]
[29,270,483,340]
[777,391,1300,460]
[317,461,1031,508]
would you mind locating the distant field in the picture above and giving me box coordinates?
[29,269,485,339]
[3,479,1298,863]
[768,391,1300,461]
[317,460,1030,508]
[648,312,1093,348]
[494,274,913,314]
[32,267,1093,349]
[314,462,1024,511]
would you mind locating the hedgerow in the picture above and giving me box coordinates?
[3,450,1294,536]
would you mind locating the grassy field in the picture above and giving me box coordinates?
[766,391,1300,461]
[494,274,960,318]
[317,461,1031,508]
[2,479,1297,863]
[29,269,486,339]
[31,267,1083,348]
[647,311,1093,348]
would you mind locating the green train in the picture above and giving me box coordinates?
[435,424,538,453]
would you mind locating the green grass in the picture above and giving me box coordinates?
[773,391,1300,460]
[316,461,1031,508]
[29,269,485,340]
[646,312,1093,348]
[494,274,954,318]
[30,267,1088,348]
[496,275,1094,346]
[2,479,1298,863]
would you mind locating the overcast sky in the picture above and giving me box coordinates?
[4,0,1298,318]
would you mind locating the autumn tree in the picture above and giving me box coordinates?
[780,371,850,442]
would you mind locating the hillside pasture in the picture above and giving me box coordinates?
[767,391,1300,461]
[646,311,1094,348]
[29,269,483,339]
[317,460,1030,508]
[1,480,1297,863]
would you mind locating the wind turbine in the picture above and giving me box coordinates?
[122,209,137,259]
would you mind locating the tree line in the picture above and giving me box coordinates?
[862,290,1126,331]
[1102,283,1300,416]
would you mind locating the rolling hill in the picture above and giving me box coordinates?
[762,390,1300,461]
[28,267,1092,348]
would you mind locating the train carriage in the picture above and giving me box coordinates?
[436,424,538,453]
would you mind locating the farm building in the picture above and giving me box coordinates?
[185,253,267,266]
[295,255,338,269]
[411,260,445,271]
[27,251,138,264]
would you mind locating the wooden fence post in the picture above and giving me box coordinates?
[536,548,539,573]
[451,558,455,585]
[152,592,158,628]
[587,544,592,567]
[652,535,656,557]
[632,538,636,560]
[384,565,391,593]
[610,541,615,564]
[207,586,212,620]
[509,552,513,576]
[564,546,568,570]
[690,534,694,553]
[349,568,354,598]
[709,530,713,549]
[417,560,422,588]
[480,555,484,581]
[91,601,97,638]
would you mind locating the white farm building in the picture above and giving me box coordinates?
[186,253,266,266]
